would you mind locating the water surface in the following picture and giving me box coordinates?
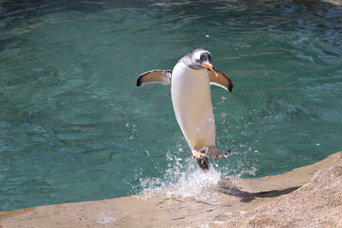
[1,0,342,211]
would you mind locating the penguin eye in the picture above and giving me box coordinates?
[197,59,201,63]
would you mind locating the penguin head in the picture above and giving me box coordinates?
[181,48,214,71]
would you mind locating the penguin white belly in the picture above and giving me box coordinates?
[171,62,216,149]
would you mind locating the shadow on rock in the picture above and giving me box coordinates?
[217,177,300,203]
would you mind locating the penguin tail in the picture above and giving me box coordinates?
[197,157,210,171]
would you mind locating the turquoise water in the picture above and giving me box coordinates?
[1,0,342,211]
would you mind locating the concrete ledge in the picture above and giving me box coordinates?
[0,152,342,228]
[216,165,342,227]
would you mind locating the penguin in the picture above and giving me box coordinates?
[136,48,233,170]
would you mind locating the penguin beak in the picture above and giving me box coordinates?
[202,63,214,71]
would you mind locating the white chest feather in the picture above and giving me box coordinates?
[171,62,216,148]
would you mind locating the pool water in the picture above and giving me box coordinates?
[1,0,342,212]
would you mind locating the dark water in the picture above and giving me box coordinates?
[0,0,342,212]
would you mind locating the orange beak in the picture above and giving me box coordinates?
[202,63,214,71]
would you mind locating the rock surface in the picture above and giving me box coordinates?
[215,166,342,228]
[0,152,341,228]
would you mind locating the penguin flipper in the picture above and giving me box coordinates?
[136,70,172,86]
[209,70,233,92]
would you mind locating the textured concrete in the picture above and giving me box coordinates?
[216,166,342,227]
[0,152,341,228]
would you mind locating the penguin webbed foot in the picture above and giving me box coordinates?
[209,146,230,159]
[191,149,207,159]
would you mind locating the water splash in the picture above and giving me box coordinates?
[139,151,222,201]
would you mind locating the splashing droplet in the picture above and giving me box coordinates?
[139,151,222,201]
